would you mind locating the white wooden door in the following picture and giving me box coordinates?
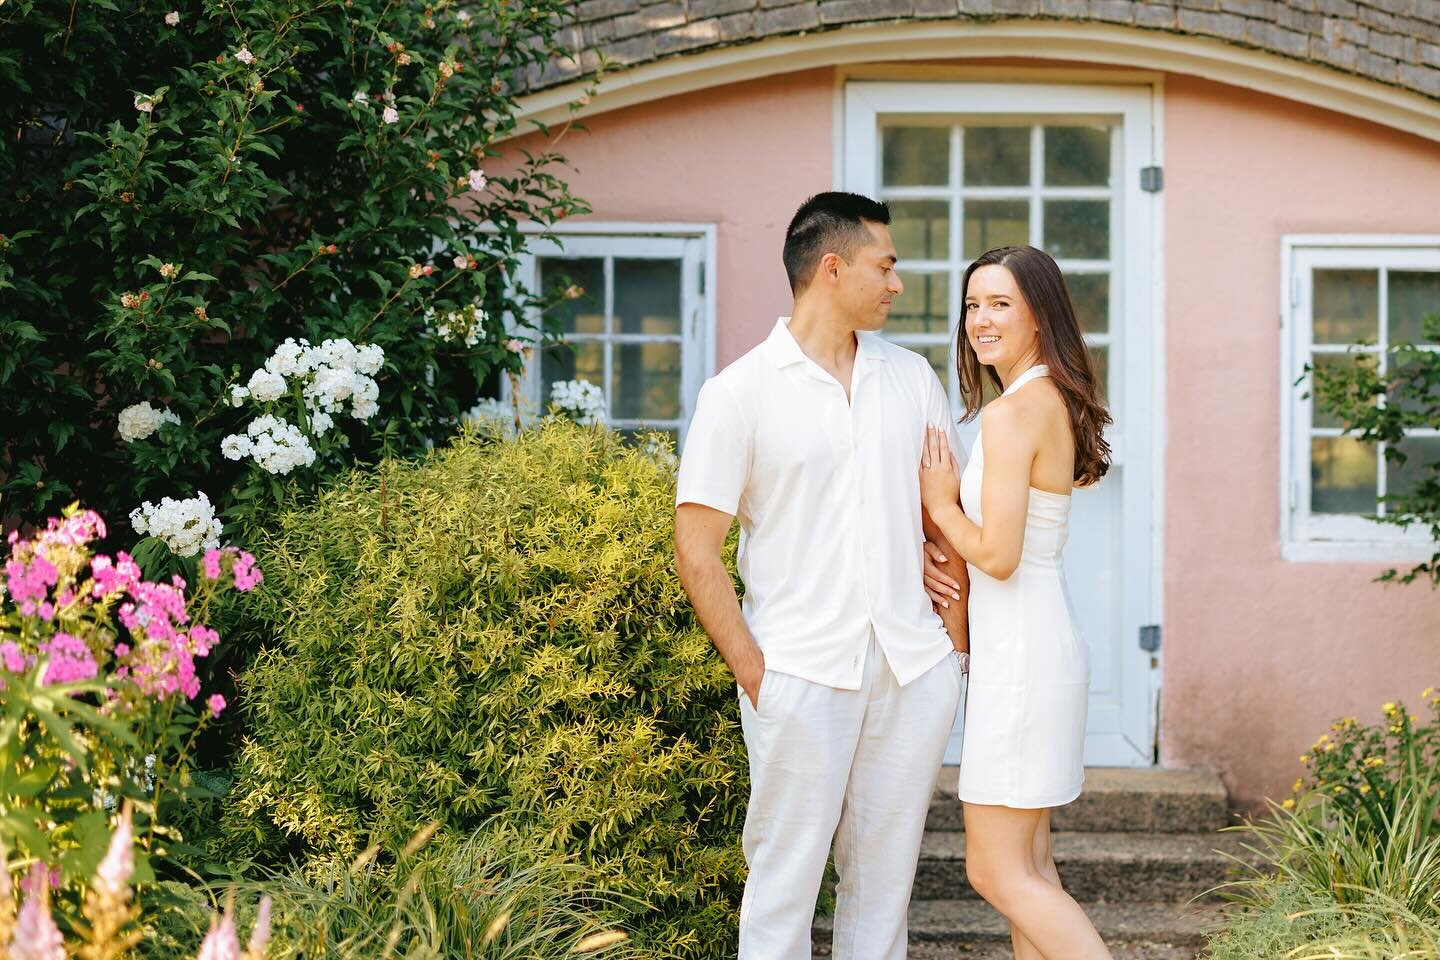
[844,81,1161,766]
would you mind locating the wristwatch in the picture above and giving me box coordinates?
[952,649,970,675]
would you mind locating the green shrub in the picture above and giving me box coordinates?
[217,422,746,956]
[0,0,591,540]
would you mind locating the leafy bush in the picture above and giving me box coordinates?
[0,0,591,541]
[0,506,257,886]
[1310,312,1440,586]
[1207,694,1440,959]
[217,423,746,956]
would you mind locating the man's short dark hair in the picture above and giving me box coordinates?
[783,192,892,294]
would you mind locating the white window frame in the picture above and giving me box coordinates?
[1280,235,1440,563]
[508,223,716,443]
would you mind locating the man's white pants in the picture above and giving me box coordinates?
[736,635,964,959]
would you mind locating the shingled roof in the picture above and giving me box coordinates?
[532,0,1440,102]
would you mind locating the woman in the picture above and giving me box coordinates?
[919,245,1113,960]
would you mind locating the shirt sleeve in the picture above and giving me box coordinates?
[676,377,752,515]
[923,364,965,470]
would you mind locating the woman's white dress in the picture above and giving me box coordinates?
[957,364,1090,808]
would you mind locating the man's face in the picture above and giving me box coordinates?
[836,221,904,331]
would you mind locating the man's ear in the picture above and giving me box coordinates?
[817,251,843,285]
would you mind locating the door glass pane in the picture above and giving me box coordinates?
[1066,273,1109,334]
[1389,436,1440,499]
[964,127,1029,186]
[1045,126,1110,187]
[882,126,949,186]
[913,343,952,389]
[1311,437,1378,514]
[889,200,950,260]
[891,271,950,334]
[1388,270,1440,345]
[1088,345,1109,401]
[964,200,1029,258]
[542,340,604,404]
[1313,269,1378,344]
[615,259,681,335]
[1310,352,1375,429]
[1044,200,1109,260]
[614,341,682,420]
[540,258,605,333]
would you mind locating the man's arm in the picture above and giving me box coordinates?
[923,505,970,654]
[675,502,765,708]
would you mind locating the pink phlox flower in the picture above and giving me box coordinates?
[92,551,142,598]
[207,693,227,716]
[247,895,273,956]
[95,807,134,897]
[0,640,29,673]
[231,551,262,592]
[37,601,55,621]
[196,901,242,960]
[202,548,224,581]
[6,552,59,616]
[40,632,99,685]
[11,865,64,960]
[190,625,220,657]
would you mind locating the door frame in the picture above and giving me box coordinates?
[840,80,1164,766]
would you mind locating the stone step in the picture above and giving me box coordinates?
[813,900,1225,955]
[928,767,1233,834]
[912,830,1254,902]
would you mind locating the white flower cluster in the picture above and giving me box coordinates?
[221,415,317,474]
[429,302,487,348]
[117,401,181,442]
[129,492,222,557]
[549,379,606,427]
[462,397,517,437]
[223,337,383,472]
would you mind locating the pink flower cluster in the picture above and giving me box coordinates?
[0,509,258,709]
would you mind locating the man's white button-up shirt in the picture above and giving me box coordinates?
[677,318,961,690]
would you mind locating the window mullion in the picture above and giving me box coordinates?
[1030,124,1043,250]
[603,257,615,421]
[1377,266,1389,512]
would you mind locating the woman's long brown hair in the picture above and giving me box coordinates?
[957,246,1113,487]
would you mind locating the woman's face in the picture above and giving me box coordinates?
[963,264,1040,372]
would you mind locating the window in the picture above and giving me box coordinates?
[874,120,1117,401]
[1282,237,1440,560]
[512,229,713,445]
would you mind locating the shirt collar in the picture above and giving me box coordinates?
[766,317,889,369]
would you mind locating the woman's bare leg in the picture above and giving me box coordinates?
[1010,809,1064,960]
[964,802,1111,960]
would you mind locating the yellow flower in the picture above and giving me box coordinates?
[1282,798,1296,809]
[1383,702,1398,716]
[1359,784,1371,795]
[1390,723,1404,734]
[1424,688,1435,699]
[1323,741,1336,752]
[1300,754,1311,764]
[1364,756,1386,768]
[1292,778,1304,793]
[1410,715,1418,724]
[1333,785,1344,794]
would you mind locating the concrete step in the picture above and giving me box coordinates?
[928,767,1233,834]
[813,900,1225,954]
[912,830,1254,902]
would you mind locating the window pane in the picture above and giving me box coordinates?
[1089,345,1109,402]
[889,200,950,261]
[1309,352,1375,429]
[1043,200,1109,260]
[542,340,604,406]
[913,342,953,391]
[1066,273,1109,334]
[539,258,605,334]
[1388,270,1440,345]
[1311,436,1378,514]
[1313,269,1378,345]
[891,271,950,335]
[615,259,682,335]
[882,126,950,187]
[1044,125,1110,187]
[964,127,1030,187]
[1388,436,1440,500]
[614,341,682,420]
[964,200,1029,258]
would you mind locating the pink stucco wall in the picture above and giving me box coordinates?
[1159,74,1440,811]
[495,63,1440,811]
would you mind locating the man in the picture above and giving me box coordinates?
[674,191,971,959]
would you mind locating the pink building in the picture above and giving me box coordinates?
[498,1,1440,811]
